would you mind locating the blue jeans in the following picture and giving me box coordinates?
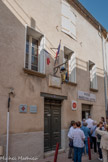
[83,140,88,154]
[97,142,103,159]
[74,147,83,162]
[82,140,88,154]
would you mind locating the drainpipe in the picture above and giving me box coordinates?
[6,89,14,162]
[100,28,108,118]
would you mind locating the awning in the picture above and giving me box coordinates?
[64,47,74,60]
[40,92,67,100]
[89,60,95,70]
[27,26,43,40]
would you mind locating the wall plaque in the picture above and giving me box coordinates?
[72,101,77,111]
[19,104,27,113]
[78,91,96,102]
[49,75,61,88]
[30,105,37,113]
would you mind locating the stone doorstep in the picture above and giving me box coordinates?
[44,149,65,158]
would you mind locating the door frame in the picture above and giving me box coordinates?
[81,104,93,120]
[44,98,62,152]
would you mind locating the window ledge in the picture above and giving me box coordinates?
[63,81,77,86]
[90,88,98,92]
[23,68,46,78]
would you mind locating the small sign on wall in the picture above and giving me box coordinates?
[19,104,27,113]
[72,101,77,111]
[30,105,37,113]
[49,75,61,88]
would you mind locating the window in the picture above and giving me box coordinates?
[25,26,45,74]
[89,61,98,90]
[61,0,76,40]
[63,47,76,83]
[26,36,38,71]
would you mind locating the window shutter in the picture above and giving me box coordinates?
[90,65,98,89]
[69,53,76,83]
[61,1,76,39]
[61,0,70,36]
[39,37,45,74]
[70,8,76,39]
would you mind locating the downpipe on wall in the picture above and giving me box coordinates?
[6,89,14,162]
[100,28,108,118]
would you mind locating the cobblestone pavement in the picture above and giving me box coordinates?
[37,151,100,162]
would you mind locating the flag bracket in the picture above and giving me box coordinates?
[53,60,68,75]
[50,48,58,50]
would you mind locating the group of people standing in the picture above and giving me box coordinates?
[68,116,108,162]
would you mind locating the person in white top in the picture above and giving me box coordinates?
[86,115,94,129]
[96,124,108,162]
[70,121,85,162]
[68,121,76,159]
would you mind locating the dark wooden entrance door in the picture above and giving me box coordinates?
[44,98,61,152]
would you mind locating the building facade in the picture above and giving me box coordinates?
[0,0,107,160]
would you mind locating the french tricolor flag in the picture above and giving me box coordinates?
[54,40,61,65]
[55,40,61,59]
[55,41,61,58]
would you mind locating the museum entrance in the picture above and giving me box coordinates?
[82,104,92,120]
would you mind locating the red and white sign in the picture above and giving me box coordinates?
[72,101,77,110]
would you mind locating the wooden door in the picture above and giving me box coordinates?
[44,99,61,152]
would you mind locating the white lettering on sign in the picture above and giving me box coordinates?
[78,91,96,102]
[30,105,37,113]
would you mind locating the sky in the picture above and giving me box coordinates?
[79,0,108,30]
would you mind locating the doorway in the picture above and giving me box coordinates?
[82,104,92,120]
[44,98,61,152]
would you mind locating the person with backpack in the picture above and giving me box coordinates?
[81,122,90,154]
[91,121,97,153]
[96,122,104,161]
[68,121,76,160]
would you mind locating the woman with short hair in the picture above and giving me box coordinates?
[70,121,85,162]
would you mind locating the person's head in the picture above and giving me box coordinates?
[101,117,105,122]
[93,121,97,125]
[70,120,75,127]
[83,122,87,127]
[99,121,103,128]
[73,122,77,128]
[82,118,85,122]
[76,121,81,128]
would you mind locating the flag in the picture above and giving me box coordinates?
[54,40,61,65]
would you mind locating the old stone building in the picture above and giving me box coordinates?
[0,0,107,160]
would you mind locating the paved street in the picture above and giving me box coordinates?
[37,151,100,162]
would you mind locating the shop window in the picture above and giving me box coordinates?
[63,47,76,83]
[89,61,98,90]
[61,0,76,40]
[25,26,45,74]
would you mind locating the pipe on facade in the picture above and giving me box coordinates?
[99,26,108,118]
[6,89,15,162]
